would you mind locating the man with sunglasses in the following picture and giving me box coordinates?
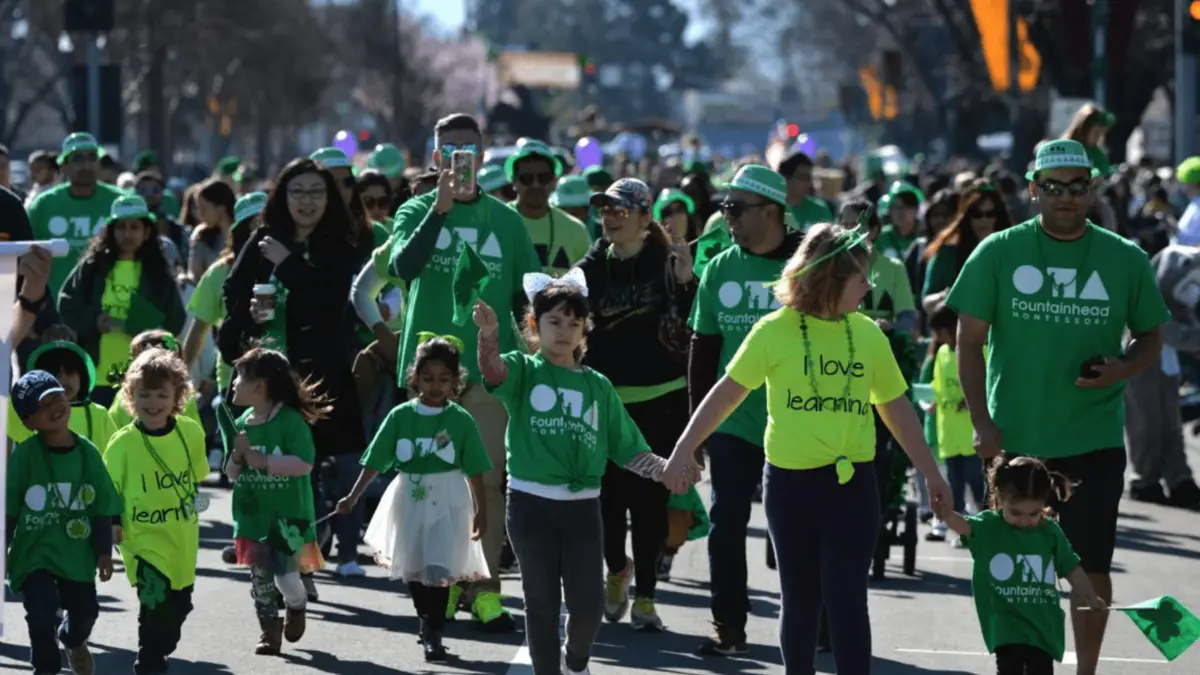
[948,139,1169,675]
[388,113,539,633]
[688,165,802,657]
[504,140,590,275]
[134,170,189,269]
[26,132,124,299]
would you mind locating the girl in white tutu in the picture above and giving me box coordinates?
[335,333,490,662]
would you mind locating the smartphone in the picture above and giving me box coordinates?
[451,149,476,200]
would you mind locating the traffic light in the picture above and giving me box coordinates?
[1184,1,1200,55]
[785,123,800,138]
[357,130,375,149]
[577,54,596,76]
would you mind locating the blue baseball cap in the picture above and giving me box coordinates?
[12,370,66,419]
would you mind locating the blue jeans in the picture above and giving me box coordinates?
[765,461,879,675]
[945,454,984,513]
[317,454,365,563]
[706,433,766,635]
[22,571,98,674]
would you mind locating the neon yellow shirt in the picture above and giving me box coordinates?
[932,344,975,460]
[109,396,202,436]
[97,261,141,379]
[726,307,908,469]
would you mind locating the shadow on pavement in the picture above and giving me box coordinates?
[282,648,409,674]
[592,623,784,672]
[1116,524,1200,561]
[855,656,973,674]
[198,519,234,551]
[307,598,413,633]
[0,642,235,674]
[869,569,972,598]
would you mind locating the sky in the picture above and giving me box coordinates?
[410,0,709,41]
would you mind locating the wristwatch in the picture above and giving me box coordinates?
[17,293,47,315]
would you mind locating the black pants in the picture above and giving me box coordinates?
[599,388,686,601]
[707,433,766,636]
[995,644,1053,675]
[22,571,99,674]
[408,582,450,630]
[135,580,194,674]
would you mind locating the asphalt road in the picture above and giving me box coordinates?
[2,442,1199,674]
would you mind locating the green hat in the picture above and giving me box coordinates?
[1024,139,1100,181]
[310,147,352,169]
[652,188,697,221]
[234,191,268,228]
[475,166,506,194]
[728,164,788,206]
[108,194,151,222]
[368,143,406,179]
[58,132,100,165]
[583,166,614,191]
[133,150,158,174]
[27,341,98,399]
[878,180,925,218]
[1178,157,1200,186]
[550,176,592,209]
[215,156,241,177]
[504,140,563,182]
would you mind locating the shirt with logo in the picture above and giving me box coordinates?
[27,182,124,298]
[688,246,791,447]
[8,401,116,456]
[231,405,318,545]
[963,509,1080,660]
[489,352,648,498]
[388,192,541,386]
[726,308,908,469]
[513,205,592,275]
[360,400,491,478]
[947,219,1170,459]
[97,260,142,379]
[6,435,121,591]
[104,415,210,590]
[931,344,974,460]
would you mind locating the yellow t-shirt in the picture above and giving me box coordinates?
[97,261,142,378]
[109,394,203,435]
[726,308,908,470]
[103,415,210,590]
[518,206,592,274]
[932,344,975,460]
[7,401,116,455]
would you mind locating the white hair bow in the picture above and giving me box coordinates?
[522,267,589,301]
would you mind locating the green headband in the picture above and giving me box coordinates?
[767,210,874,288]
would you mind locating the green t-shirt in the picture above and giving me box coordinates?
[6,434,122,591]
[360,400,492,477]
[875,225,916,261]
[922,244,960,298]
[964,510,1080,660]
[947,218,1170,458]
[230,406,317,547]
[489,352,648,491]
[788,196,834,230]
[860,251,916,322]
[688,245,788,447]
[511,205,592,275]
[187,260,233,390]
[388,192,541,385]
[27,182,124,298]
[8,402,116,456]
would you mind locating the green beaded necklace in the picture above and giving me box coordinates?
[798,313,856,401]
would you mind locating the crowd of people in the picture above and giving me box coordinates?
[0,99,1196,675]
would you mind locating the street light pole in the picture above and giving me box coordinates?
[1091,0,1107,108]
[86,33,101,137]
[1177,0,1198,161]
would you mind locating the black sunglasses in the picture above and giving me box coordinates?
[362,196,390,210]
[517,172,555,187]
[720,200,769,220]
[1036,180,1092,198]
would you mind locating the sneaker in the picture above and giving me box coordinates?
[336,561,367,578]
[301,574,319,603]
[445,585,464,621]
[656,554,674,582]
[1168,479,1200,509]
[925,520,947,542]
[697,628,748,656]
[560,647,591,675]
[1130,483,1169,504]
[630,597,664,632]
[64,643,95,675]
[604,557,633,623]
[471,592,516,632]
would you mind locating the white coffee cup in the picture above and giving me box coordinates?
[252,283,276,321]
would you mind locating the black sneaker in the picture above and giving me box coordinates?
[422,627,448,662]
[1130,483,1169,504]
[657,554,674,581]
[1168,479,1200,509]
[697,629,748,656]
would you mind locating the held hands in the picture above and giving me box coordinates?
[662,445,703,494]
[472,300,499,337]
[258,236,290,265]
[1075,357,1129,388]
[433,169,454,215]
[334,495,358,516]
[472,510,487,541]
[925,472,953,518]
[97,555,114,582]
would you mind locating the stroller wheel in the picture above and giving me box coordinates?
[902,503,918,576]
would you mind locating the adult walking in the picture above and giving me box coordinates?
[948,140,1169,675]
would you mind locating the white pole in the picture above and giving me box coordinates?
[0,238,70,637]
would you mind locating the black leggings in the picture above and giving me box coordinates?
[995,644,1053,675]
[599,388,688,600]
[408,582,451,630]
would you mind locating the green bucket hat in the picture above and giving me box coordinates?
[108,194,151,222]
[1024,139,1100,181]
[652,188,697,221]
[478,166,509,193]
[58,132,100,165]
[215,156,241,177]
[550,176,592,209]
[1178,157,1200,186]
[310,147,352,169]
[234,191,268,228]
[504,139,563,182]
[727,164,788,206]
[583,166,614,191]
[877,180,926,218]
[368,143,406,178]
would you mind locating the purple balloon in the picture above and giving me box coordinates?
[574,137,603,170]
[793,134,818,156]
[333,130,358,157]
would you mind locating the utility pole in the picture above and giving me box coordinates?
[1091,0,1107,108]
[1177,0,1199,161]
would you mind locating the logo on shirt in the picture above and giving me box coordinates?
[528,385,599,447]
[716,280,780,330]
[429,227,504,277]
[785,357,871,416]
[237,446,291,487]
[1010,265,1111,326]
[47,215,105,239]
[988,552,1059,605]
[25,483,94,512]
[395,437,456,465]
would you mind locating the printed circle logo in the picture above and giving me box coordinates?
[435,228,453,250]
[718,281,743,308]
[394,439,414,462]
[80,484,96,506]
[529,384,558,412]
[47,216,69,237]
[989,553,1014,581]
[25,485,47,512]
[1012,265,1045,295]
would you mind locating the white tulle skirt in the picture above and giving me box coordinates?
[363,469,490,585]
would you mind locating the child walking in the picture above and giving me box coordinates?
[9,338,116,456]
[103,348,211,675]
[224,347,327,656]
[6,370,121,675]
[933,453,1107,675]
[473,270,675,675]
[336,334,491,662]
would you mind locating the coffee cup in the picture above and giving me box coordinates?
[253,283,276,321]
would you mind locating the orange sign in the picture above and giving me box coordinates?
[858,67,898,121]
[970,0,1041,92]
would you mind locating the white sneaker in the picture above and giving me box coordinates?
[336,561,367,578]
[561,648,591,675]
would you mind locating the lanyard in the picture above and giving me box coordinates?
[39,436,86,512]
[138,424,197,506]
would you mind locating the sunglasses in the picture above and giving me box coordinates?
[136,184,163,197]
[969,208,997,219]
[600,205,632,219]
[1036,180,1092,198]
[517,172,555,187]
[362,196,390,211]
[720,200,769,220]
[439,143,479,160]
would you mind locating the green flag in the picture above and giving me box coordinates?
[1117,596,1200,661]
[692,226,733,279]
[125,294,167,335]
[216,402,240,462]
[452,240,490,326]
